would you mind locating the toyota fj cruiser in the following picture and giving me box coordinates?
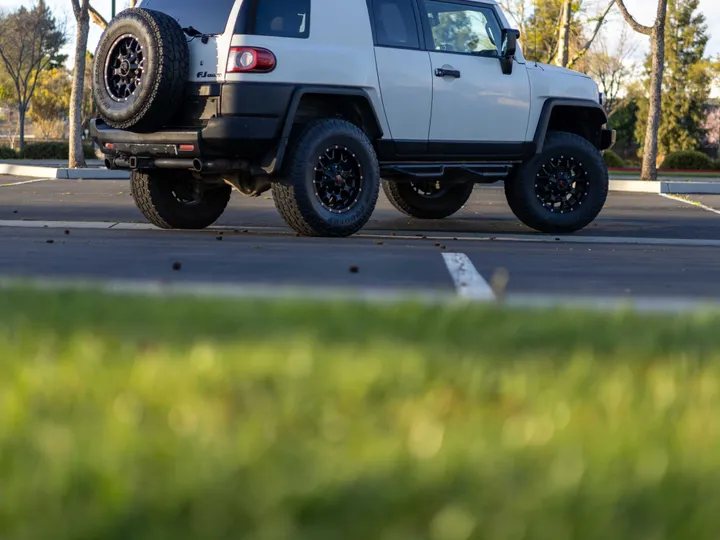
[90,0,616,237]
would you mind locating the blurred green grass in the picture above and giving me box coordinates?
[2,288,720,540]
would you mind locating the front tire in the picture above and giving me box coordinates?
[382,179,474,219]
[272,119,380,237]
[505,131,608,234]
[131,170,231,229]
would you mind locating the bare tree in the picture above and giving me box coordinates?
[556,0,572,67]
[586,27,638,118]
[68,0,138,168]
[565,0,615,69]
[553,0,615,68]
[69,0,90,168]
[615,0,668,181]
[0,1,65,152]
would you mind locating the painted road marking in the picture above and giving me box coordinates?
[0,178,50,187]
[2,219,720,248]
[442,252,495,301]
[661,193,720,217]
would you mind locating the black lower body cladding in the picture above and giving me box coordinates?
[92,8,189,132]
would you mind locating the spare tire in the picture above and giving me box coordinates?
[92,8,188,132]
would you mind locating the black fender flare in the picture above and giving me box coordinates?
[266,86,384,174]
[532,98,609,154]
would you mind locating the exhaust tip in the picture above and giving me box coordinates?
[104,158,113,170]
[192,158,203,172]
[128,156,138,169]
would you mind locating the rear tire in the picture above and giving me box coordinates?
[272,119,380,237]
[92,8,189,132]
[505,131,608,234]
[382,179,474,219]
[131,170,231,230]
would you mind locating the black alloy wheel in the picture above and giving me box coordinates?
[105,34,145,103]
[312,145,364,214]
[534,155,589,214]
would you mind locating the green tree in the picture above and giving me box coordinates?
[28,68,71,140]
[0,0,66,151]
[635,0,711,158]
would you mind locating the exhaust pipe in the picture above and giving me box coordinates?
[192,159,246,173]
[153,158,197,170]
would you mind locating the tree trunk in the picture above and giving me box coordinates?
[556,0,572,67]
[17,104,25,153]
[69,7,90,168]
[640,3,667,181]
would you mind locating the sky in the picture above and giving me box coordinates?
[1,0,719,75]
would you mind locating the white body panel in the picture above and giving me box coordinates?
[428,53,531,143]
[226,0,390,136]
[524,64,601,142]
[143,0,603,150]
[373,48,432,141]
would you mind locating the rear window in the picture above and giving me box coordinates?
[137,0,235,35]
[236,0,311,39]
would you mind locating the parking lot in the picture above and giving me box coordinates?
[2,176,720,308]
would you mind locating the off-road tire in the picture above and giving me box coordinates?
[131,170,231,230]
[272,119,380,237]
[505,131,608,234]
[382,180,474,219]
[92,8,188,132]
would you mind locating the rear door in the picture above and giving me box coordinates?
[369,0,433,153]
[136,0,238,83]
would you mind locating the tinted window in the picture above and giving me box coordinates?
[372,0,420,49]
[137,0,235,35]
[237,0,311,38]
[423,1,502,56]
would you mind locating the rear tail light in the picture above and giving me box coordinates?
[226,47,276,73]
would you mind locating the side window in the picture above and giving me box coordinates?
[371,0,421,49]
[239,0,311,39]
[423,0,502,56]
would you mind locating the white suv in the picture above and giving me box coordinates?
[90,0,616,237]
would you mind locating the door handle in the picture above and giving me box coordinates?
[435,67,461,78]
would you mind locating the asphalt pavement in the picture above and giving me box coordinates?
[1,177,720,307]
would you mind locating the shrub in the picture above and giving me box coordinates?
[0,146,16,159]
[660,150,715,171]
[16,141,97,160]
[602,150,625,168]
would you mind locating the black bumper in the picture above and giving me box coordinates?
[600,128,616,151]
[89,115,282,163]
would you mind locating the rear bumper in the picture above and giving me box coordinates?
[600,128,616,151]
[89,115,282,169]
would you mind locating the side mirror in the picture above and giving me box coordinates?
[500,29,520,75]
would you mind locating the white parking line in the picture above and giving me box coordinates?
[661,193,720,216]
[442,252,495,301]
[0,178,50,187]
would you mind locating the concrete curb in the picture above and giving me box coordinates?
[609,179,720,195]
[0,163,130,180]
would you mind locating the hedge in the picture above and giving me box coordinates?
[0,142,97,160]
[602,149,625,167]
[660,150,715,171]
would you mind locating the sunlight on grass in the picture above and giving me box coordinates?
[2,288,720,539]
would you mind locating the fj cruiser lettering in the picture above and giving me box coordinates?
[90,0,616,237]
